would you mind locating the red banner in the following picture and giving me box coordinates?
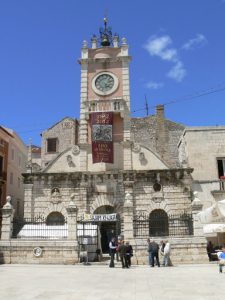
[91,112,113,163]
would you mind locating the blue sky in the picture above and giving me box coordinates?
[0,0,225,146]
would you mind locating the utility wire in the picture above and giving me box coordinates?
[132,82,225,113]
[15,81,225,133]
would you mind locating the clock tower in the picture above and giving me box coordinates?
[78,18,132,171]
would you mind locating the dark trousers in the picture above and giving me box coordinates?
[109,252,115,267]
[151,251,160,267]
[120,254,128,268]
[126,255,131,267]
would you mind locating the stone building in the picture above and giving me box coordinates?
[178,127,225,246]
[0,19,211,264]
[0,127,27,218]
[0,126,11,235]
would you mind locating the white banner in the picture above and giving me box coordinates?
[82,213,117,222]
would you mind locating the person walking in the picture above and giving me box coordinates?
[163,240,171,267]
[147,238,152,266]
[149,240,160,267]
[125,241,133,267]
[109,237,117,268]
[218,247,225,273]
[206,241,214,261]
[159,240,165,265]
[118,240,129,268]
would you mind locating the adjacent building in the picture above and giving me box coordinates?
[178,127,225,246]
[0,126,11,226]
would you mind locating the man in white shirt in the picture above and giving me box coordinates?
[163,240,171,267]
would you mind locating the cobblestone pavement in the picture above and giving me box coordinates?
[0,263,224,300]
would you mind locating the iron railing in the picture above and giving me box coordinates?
[12,216,67,239]
[133,212,193,237]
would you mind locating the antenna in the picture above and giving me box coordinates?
[145,95,149,116]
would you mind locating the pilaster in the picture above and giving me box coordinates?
[123,181,134,240]
[66,202,78,240]
[79,41,88,145]
[192,192,205,236]
[123,142,132,170]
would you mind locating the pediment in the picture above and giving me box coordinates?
[43,146,80,173]
[132,144,169,170]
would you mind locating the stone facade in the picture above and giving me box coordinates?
[41,117,79,168]
[0,20,212,264]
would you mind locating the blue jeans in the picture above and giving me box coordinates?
[164,254,170,266]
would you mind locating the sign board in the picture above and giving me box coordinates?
[82,213,117,222]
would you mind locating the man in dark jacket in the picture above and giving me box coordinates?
[109,237,117,268]
[118,240,129,268]
[149,240,160,267]
[125,241,133,267]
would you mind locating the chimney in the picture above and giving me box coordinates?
[156,105,164,120]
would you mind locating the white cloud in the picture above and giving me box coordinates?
[167,62,187,82]
[146,81,164,89]
[182,34,207,50]
[144,35,186,82]
[144,35,178,62]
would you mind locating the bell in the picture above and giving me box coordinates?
[101,35,110,47]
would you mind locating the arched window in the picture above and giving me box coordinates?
[46,212,65,225]
[94,205,114,214]
[149,209,169,236]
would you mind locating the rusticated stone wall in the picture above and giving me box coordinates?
[0,240,79,264]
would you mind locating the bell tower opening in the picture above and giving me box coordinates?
[94,205,120,253]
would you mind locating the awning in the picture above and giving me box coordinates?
[197,199,225,224]
[203,223,225,234]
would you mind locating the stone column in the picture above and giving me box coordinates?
[66,201,78,240]
[192,192,204,236]
[1,196,14,240]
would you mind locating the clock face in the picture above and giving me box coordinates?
[95,74,114,93]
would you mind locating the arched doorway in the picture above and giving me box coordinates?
[149,209,169,236]
[94,205,120,253]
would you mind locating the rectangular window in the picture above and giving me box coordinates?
[11,148,14,160]
[47,138,57,153]
[217,158,225,178]
[10,172,13,184]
